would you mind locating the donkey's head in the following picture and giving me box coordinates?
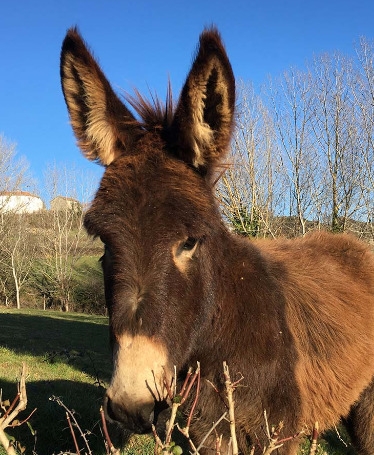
[60,27,235,433]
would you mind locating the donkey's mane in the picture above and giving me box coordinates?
[125,83,175,133]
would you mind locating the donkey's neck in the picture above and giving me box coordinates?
[204,234,290,365]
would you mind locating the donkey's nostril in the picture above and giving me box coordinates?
[105,396,121,423]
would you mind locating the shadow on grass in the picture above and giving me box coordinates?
[1,378,131,455]
[0,310,112,383]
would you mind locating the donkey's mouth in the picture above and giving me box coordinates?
[104,396,170,435]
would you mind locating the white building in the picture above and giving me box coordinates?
[0,191,44,214]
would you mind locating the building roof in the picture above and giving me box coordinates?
[50,195,80,203]
[0,190,42,199]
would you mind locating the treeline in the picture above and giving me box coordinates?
[0,209,105,313]
[219,37,374,239]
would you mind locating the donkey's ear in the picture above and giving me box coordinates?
[171,28,235,175]
[60,28,139,166]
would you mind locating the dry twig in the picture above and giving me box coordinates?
[260,410,307,455]
[100,406,120,455]
[223,361,241,455]
[153,362,201,454]
[262,413,285,455]
[191,412,228,455]
[308,422,319,455]
[0,363,36,455]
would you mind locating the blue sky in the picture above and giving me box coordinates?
[1,0,374,201]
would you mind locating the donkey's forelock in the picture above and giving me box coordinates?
[125,85,175,133]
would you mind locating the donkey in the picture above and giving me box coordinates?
[60,27,374,454]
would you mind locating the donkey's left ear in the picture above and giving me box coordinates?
[171,28,235,175]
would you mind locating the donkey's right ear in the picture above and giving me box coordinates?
[171,28,235,176]
[60,28,139,166]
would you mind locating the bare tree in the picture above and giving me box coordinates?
[218,81,282,237]
[36,163,97,312]
[310,53,364,232]
[220,42,374,240]
[350,37,374,238]
[0,135,31,194]
[0,214,37,309]
[0,135,36,307]
[267,68,322,235]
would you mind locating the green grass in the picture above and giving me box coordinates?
[0,307,154,455]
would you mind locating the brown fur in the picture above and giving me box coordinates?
[60,27,374,454]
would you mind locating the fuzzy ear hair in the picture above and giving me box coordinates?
[171,28,235,175]
[60,28,140,166]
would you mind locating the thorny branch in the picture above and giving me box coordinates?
[50,395,93,455]
[66,412,80,454]
[308,422,319,455]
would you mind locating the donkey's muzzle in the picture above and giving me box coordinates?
[104,395,155,434]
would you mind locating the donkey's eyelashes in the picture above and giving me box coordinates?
[181,237,198,251]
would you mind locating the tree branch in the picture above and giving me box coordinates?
[0,363,28,455]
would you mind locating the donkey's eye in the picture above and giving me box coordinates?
[173,237,200,271]
[175,237,200,258]
[182,237,198,251]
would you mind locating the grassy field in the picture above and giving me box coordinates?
[0,307,154,455]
